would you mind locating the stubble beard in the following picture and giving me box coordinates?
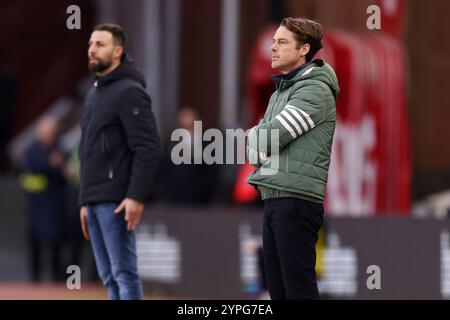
[88,56,112,74]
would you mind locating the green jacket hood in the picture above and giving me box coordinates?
[292,59,340,99]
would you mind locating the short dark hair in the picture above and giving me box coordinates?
[280,17,323,62]
[93,23,127,49]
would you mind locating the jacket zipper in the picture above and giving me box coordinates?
[102,133,114,179]
[80,93,98,184]
[269,91,280,120]
[269,84,290,171]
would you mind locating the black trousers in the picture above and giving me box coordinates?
[263,197,324,300]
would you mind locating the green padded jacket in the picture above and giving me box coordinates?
[246,59,340,203]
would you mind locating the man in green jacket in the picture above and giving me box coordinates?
[246,17,339,300]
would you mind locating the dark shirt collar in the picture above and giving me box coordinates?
[272,61,312,89]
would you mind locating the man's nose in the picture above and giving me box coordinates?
[88,46,95,56]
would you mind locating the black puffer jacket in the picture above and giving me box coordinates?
[78,54,161,206]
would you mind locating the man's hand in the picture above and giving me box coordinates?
[114,198,144,231]
[49,151,64,168]
[80,206,89,240]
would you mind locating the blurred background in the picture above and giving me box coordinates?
[0,0,450,299]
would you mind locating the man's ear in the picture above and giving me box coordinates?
[300,43,310,58]
[113,46,124,60]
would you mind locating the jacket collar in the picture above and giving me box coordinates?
[93,53,146,88]
[272,62,311,91]
[271,59,324,91]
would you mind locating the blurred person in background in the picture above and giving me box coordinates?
[20,116,67,282]
[64,147,84,267]
[63,145,98,282]
[246,17,339,300]
[157,107,218,205]
[79,24,161,300]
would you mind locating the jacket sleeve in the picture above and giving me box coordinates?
[252,81,331,154]
[118,85,161,202]
[246,119,270,168]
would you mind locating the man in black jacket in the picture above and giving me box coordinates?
[79,24,161,300]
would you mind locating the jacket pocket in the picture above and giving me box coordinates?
[101,133,114,180]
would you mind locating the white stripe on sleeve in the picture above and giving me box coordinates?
[275,115,297,139]
[280,110,303,135]
[299,109,315,128]
[285,106,309,132]
[285,104,315,129]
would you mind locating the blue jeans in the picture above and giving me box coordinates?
[87,203,143,300]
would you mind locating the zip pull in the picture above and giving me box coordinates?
[108,169,114,179]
